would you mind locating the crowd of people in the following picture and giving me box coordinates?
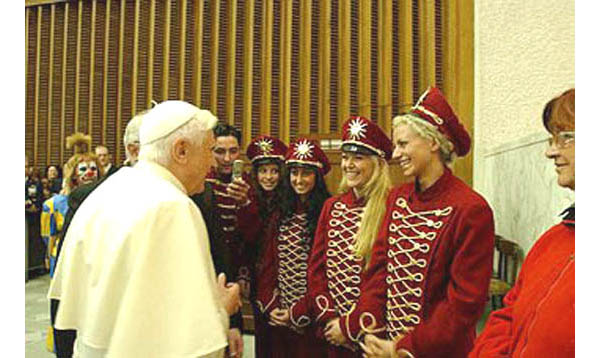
[26,86,575,358]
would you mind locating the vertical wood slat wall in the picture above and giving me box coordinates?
[25,0,474,184]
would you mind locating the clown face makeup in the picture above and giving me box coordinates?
[76,161,99,186]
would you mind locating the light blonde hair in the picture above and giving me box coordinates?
[339,155,392,266]
[393,113,456,165]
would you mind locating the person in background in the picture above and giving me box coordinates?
[46,165,62,194]
[192,123,250,354]
[41,133,102,278]
[48,110,148,358]
[95,145,118,177]
[48,100,241,358]
[258,138,331,357]
[361,87,495,358]
[26,154,45,276]
[41,132,103,356]
[235,135,289,357]
[286,117,394,358]
[469,88,575,358]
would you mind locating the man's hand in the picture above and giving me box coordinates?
[268,307,290,327]
[226,327,243,358]
[324,318,347,347]
[217,273,242,316]
[360,333,412,358]
[227,178,250,205]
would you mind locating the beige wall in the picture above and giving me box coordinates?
[473,0,574,253]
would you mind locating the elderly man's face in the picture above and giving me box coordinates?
[212,135,240,176]
[95,147,111,167]
[189,133,217,194]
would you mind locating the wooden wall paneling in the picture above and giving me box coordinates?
[183,0,196,104]
[260,0,273,136]
[60,3,69,163]
[226,0,237,125]
[131,0,140,113]
[101,0,110,146]
[192,0,204,106]
[115,0,126,162]
[91,0,105,150]
[242,0,254,146]
[278,0,292,143]
[47,5,56,165]
[162,0,171,101]
[337,0,350,130]
[358,0,371,118]
[418,0,436,93]
[378,0,392,134]
[78,1,92,137]
[210,0,220,113]
[442,0,473,185]
[146,0,155,108]
[178,0,187,100]
[74,1,82,132]
[25,8,31,161]
[88,0,96,142]
[34,6,41,166]
[398,0,414,111]
[297,0,311,135]
[136,0,150,112]
[317,0,330,134]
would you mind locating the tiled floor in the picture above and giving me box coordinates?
[25,274,256,358]
[26,274,490,358]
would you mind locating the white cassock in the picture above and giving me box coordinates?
[48,160,228,358]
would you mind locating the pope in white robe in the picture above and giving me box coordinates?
[48,101,233,358]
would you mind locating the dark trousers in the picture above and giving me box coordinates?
[50,299,76,358]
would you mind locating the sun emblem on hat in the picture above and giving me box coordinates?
[256,138,274,155]
[294,139,314,160]
[348,118,368,140]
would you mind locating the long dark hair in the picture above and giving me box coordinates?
[282,164,331,240]
[250,158,289,222]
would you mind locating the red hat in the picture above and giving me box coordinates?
[246,135,288,164]
[285,138,331,175]
[410,87,471,157]
[341,116,393,160]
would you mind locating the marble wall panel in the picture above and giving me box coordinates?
[477,131,574,256]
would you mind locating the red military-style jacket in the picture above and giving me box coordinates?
[290,190,368,355]
[469,206,575,358]
[237,190,281,311]
[345,168,495,357]
[205,168,253,281]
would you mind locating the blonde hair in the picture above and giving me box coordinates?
[393,113,456,165]
[339,155,392,266]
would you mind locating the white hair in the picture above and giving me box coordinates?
[392,113,456,165]
[124,110,148,147]
[138,114,217,166]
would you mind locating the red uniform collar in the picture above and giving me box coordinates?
[411,167,454,202]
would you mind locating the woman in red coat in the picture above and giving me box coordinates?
[283,117,394,358]
[255,138,331,357]
[469,88,575,358]
[237,135,289,358]
[361,87,496,358]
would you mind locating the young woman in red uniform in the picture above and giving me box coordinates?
[249,138,331,357]
[469,89,575,358]
[237,135,288,358]
[360,87,495,358]
[283,117,394,358]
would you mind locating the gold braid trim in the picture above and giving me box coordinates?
[289,301,311,328]
[315,294,336,322]
[256,288,279,314]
